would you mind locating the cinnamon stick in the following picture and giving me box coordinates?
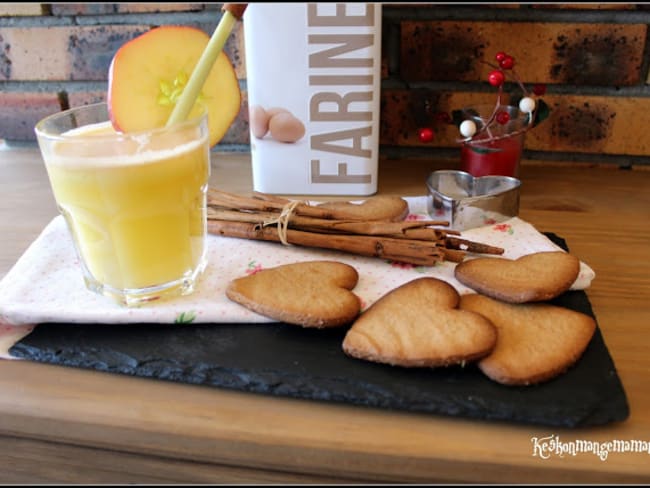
[209,189,413,222]
[251,191,292,204]
[208,189,369,221]
[441,248,467,263]
[207,207,449,237]
[206,188,504,265]
[384,227,459,241]
[445,236,504,255]
[208,219,445,266]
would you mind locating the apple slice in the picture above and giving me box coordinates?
[107,25,241,147]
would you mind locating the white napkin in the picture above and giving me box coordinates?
[0,196,595,357]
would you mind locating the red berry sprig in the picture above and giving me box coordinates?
[458,50,549,142]
[488,70,505,87]
[498,54,515,70]
[495,111,510,125]
[416,112,454,144]
[418,127,435,143]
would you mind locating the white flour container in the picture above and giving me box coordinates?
[243,3,382,195]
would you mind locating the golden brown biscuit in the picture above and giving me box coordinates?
[226,260,360,328]
[316,196,409,222]
[460,293,596,386]
[342,278,497,368]
[454,251,581,303]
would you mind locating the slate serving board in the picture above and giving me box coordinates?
[10,234,629,428]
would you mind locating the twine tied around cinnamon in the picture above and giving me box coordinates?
[260,199,302,245]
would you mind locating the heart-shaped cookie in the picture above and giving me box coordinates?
[316,196,409,222]
[342,278,497,367]
[460,294,596,385]
[226,260,360,328]
[454,251,580,303]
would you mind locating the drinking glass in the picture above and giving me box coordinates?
[35,102,210,306]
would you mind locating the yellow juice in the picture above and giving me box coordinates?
[43,121,210,297]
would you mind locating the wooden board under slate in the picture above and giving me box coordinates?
[9,234,629,428]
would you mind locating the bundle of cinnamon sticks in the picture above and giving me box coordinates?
[206,189,504,266]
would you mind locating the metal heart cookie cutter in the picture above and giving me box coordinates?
[426,170,521,231]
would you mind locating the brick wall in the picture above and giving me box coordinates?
[1,3,649,168]
[380,3,650,168]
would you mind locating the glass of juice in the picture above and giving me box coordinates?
[35,102,210,306]
[459,104,529,178]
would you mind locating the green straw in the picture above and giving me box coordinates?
[166,5,245,127]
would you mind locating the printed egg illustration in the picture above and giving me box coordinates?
[266,107,290,118]
[268,111,305,143]
[249,104,270,139]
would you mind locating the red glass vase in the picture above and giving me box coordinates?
[459,104,529,178]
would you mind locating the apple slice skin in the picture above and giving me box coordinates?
[107,25,241,147]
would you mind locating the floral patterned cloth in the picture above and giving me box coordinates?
[0,196,595,358]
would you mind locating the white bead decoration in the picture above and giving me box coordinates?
[459,120,477,138]
[519,97,536,113]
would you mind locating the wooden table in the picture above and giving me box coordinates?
[1,145,649,484]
